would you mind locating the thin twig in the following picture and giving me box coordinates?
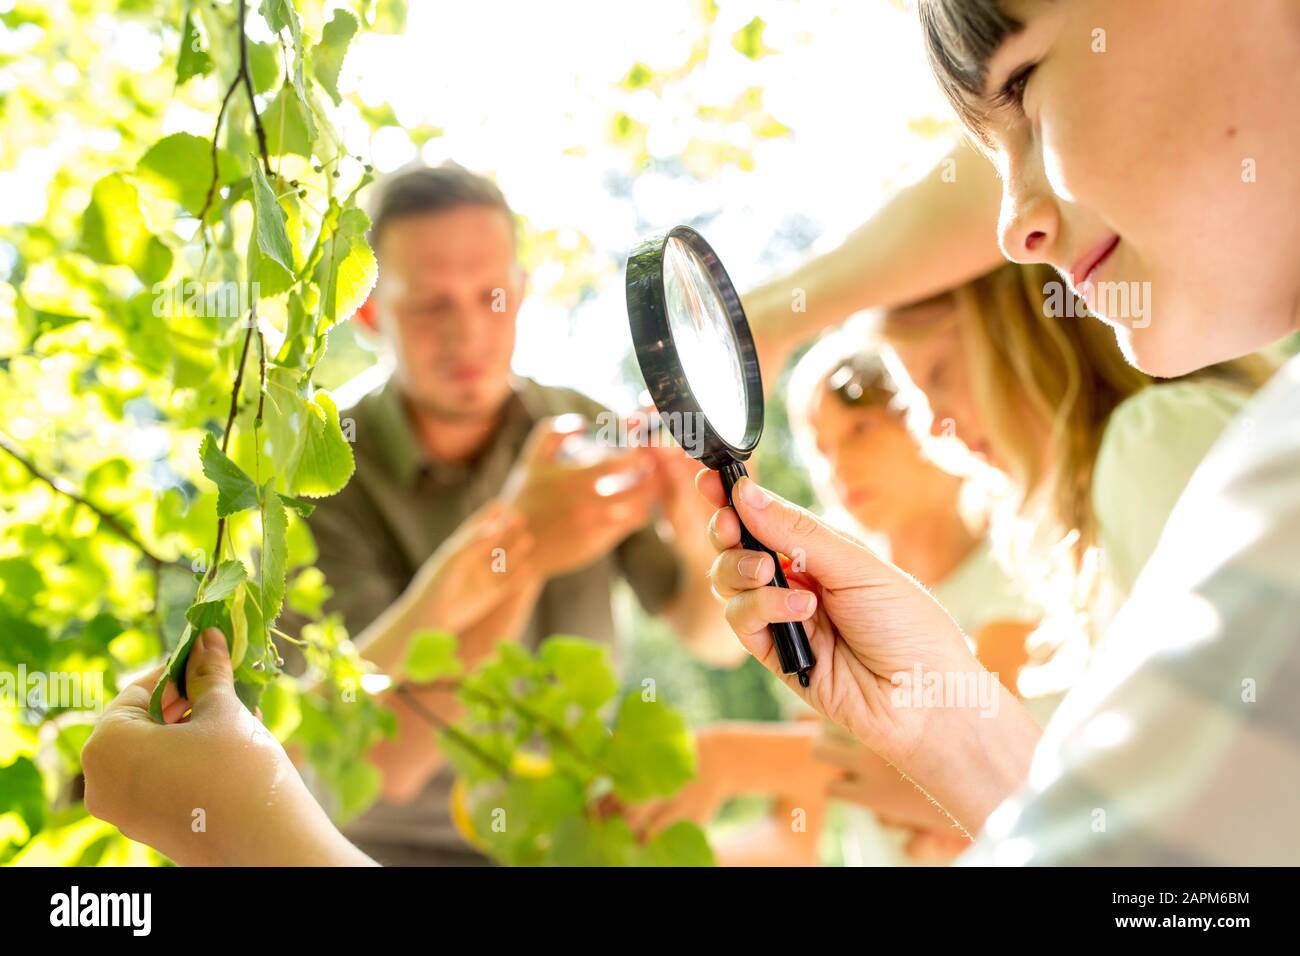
[237,0,271,175]
[0,430,168,568]
[427,679,613,776]
[208,313,257,579]
[394,683,514,779]
[196,75,241,225]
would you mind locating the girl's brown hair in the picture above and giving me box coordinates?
[917,0,1023,140]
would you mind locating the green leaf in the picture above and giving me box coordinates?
[403,630,462,683]
[176,8,212,85]
[259,680,302,741]
[262,84,314,158]
[538,636,617,709]
[260,483,288,626]
[731,16,776,59]
[247,185,301,295]
[281,494,315,517]
[150,559,249,720]
[635,821,715,866]
[81,173,173,284]
[260,0,310,112]
[149,623,199,722]
[250,159,295,274]
[314,205,377,329]
[199,432,259,517]
[248,41,280,95]
[0,757,45,843]
[264,364,310,481]
[369,0,408,34]
[335,761,382,823]
[235,678,266,712]
[603,692,697,802]
[136,133,239,216]
[548,815,636,866]
[312,10,358,106]
[229,582,249,668]
[259,0,297,33]
[353,97,399,128]
[198,559,249,605]
[292,390,355,497]
[273,292,314,368]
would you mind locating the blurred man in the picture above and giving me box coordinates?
[307,163,740,865]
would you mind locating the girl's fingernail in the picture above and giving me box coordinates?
[786,591,814,614]
[738,479,771,510]
[738,554,771,580]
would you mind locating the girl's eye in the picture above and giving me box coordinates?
[995,63,1037,111]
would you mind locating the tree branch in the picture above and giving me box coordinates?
[424,678,614,777]
[196,0,271,225]
[196,74,241,225]
[0,430,169,568]
[393,683,514,780]
[237,0,271,175]
[209,313,257,576]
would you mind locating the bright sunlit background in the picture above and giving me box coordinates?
[0,0,966,866]
[0,0,961,405]
[318,0,958,404]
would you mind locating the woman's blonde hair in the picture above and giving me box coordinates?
[884,261,1268,583]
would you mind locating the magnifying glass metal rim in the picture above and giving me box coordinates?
[625,224,816,687]
[625,224,765,467]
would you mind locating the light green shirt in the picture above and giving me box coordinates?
[1092,379,1250,598]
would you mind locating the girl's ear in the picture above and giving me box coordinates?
[355,292,378,331]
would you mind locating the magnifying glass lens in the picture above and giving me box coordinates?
[625,225,817,686]
[662,236,748,447]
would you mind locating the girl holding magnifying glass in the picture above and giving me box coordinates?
[702,0,1300,864]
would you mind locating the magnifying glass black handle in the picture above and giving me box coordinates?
[718,461,816,687]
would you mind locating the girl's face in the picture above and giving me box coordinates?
[812,390,956,533]
[885,312,1000,471]
[967,0,1300,377]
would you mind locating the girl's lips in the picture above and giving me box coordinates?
[1070,235,1120,291]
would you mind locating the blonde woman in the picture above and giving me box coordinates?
[787,335,1039,685]
[703,0,1300,865]
[878,262,1269,696]
[789,338,1041,862]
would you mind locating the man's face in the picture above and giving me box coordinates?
[374,205,523,420]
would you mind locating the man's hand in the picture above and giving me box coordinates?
[81,630,373,866]
[503,415,658,578]
[412,498,537,635]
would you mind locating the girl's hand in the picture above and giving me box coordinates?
[698,472,1041,831]
[82,629,372,866]
[699,471,974,762]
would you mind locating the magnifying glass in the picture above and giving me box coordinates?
[625,225,816,687]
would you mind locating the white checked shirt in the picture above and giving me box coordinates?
[963,352,1300,865]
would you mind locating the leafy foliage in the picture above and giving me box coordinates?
[429,634,715,867]
[0,0,399,865]
[0,0,812,868]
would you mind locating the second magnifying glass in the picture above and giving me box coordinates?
[625,225,816,687]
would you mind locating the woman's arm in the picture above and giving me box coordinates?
[745,140,1004,385]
